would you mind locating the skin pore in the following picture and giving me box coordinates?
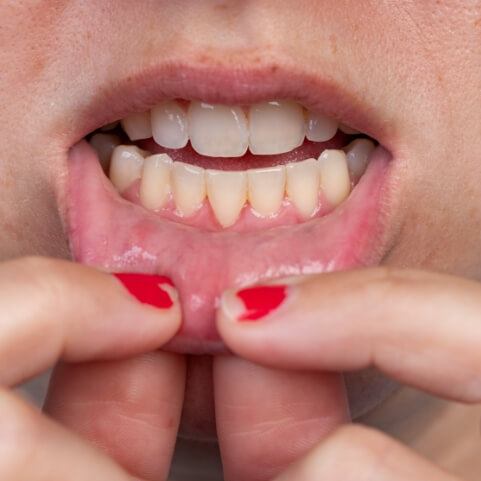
[1,1,481,480]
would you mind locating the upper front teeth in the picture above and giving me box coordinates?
[108,140,375,228]
[189,102,249,157]
[151,100,189,149]
[119,100,343,157]
[248,101,305,155]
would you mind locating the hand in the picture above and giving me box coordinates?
[216,267,480,480]
[0,257,184,481]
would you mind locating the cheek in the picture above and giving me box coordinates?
[0,176,69,261]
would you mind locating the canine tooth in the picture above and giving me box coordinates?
[109,145,146,192]
[306,112,338,142]
[152,100,188,149]
[206,170,247,227]
[339,123,361,135]
[345,139,375,182]
[319,150,351,206]
[121,111,152,141]
[172,162,206,217]
[139,154,172,210]
[90,133,121,170]
[249,101,305,155]
[247,166,286,217]
[286,158,320,218]
[188,102,248,157]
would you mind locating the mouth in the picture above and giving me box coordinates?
[66,64,395,354]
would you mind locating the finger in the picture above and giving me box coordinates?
[0,388,139,481]
[274,424,458,481]
[0,257,181,386]
[217,268,481,402]
[44,352,186,481]
[214,356,349,481]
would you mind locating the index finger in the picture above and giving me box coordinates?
[217,268,481,402]
[0,256,181,386]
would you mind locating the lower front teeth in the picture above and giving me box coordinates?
[139,154,172,210]
[286,158,321,219]
[206,170,248,228]
[172,162,206,217]
[248,166,286,217]
[106,138,374,228]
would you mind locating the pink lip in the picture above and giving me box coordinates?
[64,64,396,355]
[68,140,392,354]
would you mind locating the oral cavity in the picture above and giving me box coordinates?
[90,100,376,229]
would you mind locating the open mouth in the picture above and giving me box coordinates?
[67,66,394,354]
[92,100,375,230]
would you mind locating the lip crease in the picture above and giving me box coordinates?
[64,65,396,355]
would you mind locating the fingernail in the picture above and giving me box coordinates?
[114,273,177,309]
[221,285,287,321]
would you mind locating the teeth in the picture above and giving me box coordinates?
[111,100,371,225]
[206,170,247,227]
[306,112,338,142]
[318,150,351,206]
[121,111,152,141]
[247,166,286,217]
[151,100,188,149]
[109,145,146,192]
[188,102,248,157]
[339,123,361,135]
[139,154,172,210]
[90,133,121,171]
[249,101,305,155]
[345,139,375,182]
[172,162,206,217]
[286,158,321,218]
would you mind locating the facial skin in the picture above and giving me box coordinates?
[1,0,480,479]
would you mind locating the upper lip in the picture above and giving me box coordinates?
[72,59,394,153]
[63,56,399,355]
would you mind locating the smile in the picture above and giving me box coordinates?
[66,64,395,354]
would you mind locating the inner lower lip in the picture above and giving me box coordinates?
[68,135,391,354]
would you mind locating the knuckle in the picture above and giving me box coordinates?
[0,391,41,477]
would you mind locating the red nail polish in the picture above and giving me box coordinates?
[236,285,287,321]
[114,273,175,309]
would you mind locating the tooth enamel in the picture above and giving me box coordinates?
[339,123,361,135]
[247,166,286,217]
[306,112,338,142]
[249,101,305,155]
[318,150,351,206]
[139,154,172,210]
[286,158,321,218]
[206,170,247,227]
[109,145,146,192]
[151,100,189,149]
[172,162,206,217]
[121,111,152,141]
[188,102,249,157]
[90,133,121,170]
[345,139,375,182]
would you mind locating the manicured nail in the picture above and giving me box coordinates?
[221,285,287,321]
[114,273,177,309]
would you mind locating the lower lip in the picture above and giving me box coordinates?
[67,141,392,354]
